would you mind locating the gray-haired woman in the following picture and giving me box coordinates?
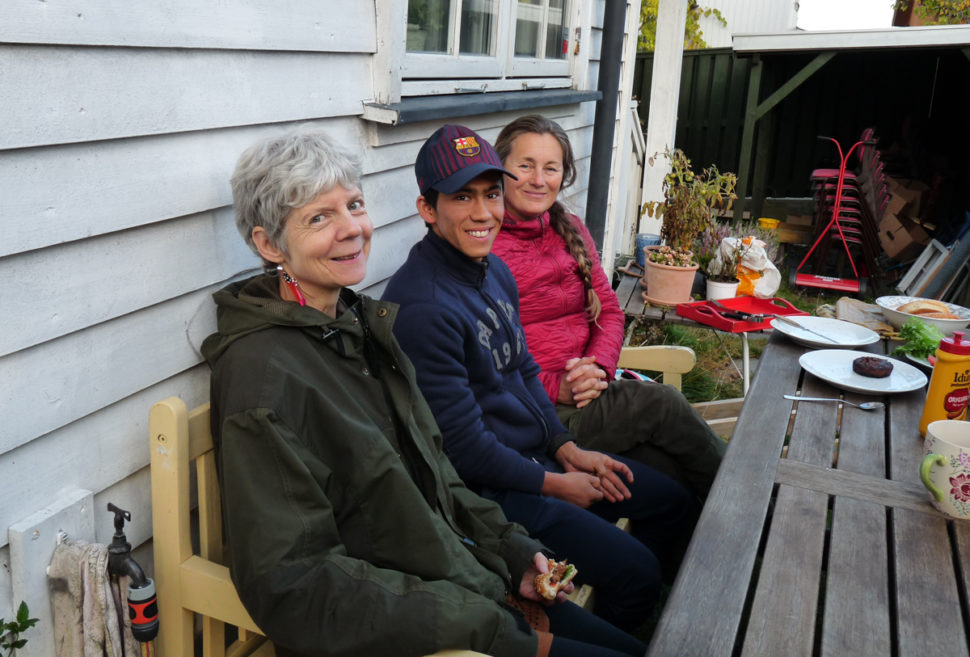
[200,128,646,657]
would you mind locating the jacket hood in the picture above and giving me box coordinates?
[201,273,359,366]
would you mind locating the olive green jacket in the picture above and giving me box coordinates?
[201,274,543,657]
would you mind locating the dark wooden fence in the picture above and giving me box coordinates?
[633,47,970,224]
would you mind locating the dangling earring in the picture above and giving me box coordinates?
[277,265,307,306]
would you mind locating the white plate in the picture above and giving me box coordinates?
[799,350,928,394]
[904,353,933,370]
[770,316,880,349]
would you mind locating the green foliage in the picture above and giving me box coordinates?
[1,602,38,656]
[894,0,970,24]
[892,317,945,358]
[642,148,738,266]
[638,0,727,52]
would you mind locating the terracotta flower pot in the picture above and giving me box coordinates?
[641,247,699,306]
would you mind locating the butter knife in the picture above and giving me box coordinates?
[771,315,838,343]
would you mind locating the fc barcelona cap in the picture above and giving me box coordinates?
[414,124,517,196]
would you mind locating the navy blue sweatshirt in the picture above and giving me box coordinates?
[383,231,573,495]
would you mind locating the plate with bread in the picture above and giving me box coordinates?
[875,296,970,334]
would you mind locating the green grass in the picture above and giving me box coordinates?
[632,321,763,402]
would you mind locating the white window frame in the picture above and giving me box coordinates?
[507,0,571,77]
[400,0,579,92]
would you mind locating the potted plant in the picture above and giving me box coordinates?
[640,148,738,305]
[695,219,783,300]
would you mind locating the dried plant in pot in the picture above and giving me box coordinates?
[703,239,749,300]
[640,148,738,305]
[695,219,782,300]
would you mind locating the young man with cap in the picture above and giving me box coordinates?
[383,125,694,633]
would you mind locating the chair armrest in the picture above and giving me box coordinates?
[180,556,261,634]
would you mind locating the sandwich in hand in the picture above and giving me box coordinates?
[535,560,578,600]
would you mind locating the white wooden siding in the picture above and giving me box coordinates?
[1,1,376,51]
[2,47,371,149]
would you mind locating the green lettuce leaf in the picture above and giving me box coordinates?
[891,318,944,359]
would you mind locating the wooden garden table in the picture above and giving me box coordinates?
[645,331,970,657]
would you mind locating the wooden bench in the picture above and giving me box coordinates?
[149,396,486,657]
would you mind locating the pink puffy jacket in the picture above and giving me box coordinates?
[492,210,626,404]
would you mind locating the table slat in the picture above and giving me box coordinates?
[821,377,893,656]
[775,460,940,516]
[740,484,828,657]
[740,371,839,656]
[822,497,892,657]
[893,508,969,657]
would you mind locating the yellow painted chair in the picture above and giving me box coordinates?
[149,397,486,657]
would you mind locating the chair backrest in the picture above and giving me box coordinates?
[149,397,272,657]
[617,345,696,391]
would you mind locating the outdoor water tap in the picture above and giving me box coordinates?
[106,503,159,643]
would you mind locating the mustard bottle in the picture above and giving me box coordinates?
[919,330,970,437]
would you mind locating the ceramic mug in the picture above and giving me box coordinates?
[920,419,970,520]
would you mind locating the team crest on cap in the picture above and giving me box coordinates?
[453,137,481,157]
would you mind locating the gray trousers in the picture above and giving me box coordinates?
[557,379,726,499]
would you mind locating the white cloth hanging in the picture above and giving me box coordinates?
[48,539,142,657]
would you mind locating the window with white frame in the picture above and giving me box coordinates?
[403,0,574,91]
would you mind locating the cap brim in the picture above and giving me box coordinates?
[427,164,518,195]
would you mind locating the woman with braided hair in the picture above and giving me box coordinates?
[492,115,725,500]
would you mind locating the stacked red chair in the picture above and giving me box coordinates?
[792,129,886,294]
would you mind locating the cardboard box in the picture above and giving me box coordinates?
[878,211,930,261]
[777,222,814,244]
[885,192,909,217]
[884,176,930,218]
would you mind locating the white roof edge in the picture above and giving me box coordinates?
[733,25,970,53]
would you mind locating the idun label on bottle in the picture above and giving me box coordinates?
[944,386,969,418]
[920,330,970,436]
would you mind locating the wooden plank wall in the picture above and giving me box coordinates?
[0,0,608,636]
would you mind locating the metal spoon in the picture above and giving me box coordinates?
[783,394,884,411]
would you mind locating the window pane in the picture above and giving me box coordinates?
[407,0,453,53]
[514,0,542,57]
[460,0,496,55]
[544,0,567,60]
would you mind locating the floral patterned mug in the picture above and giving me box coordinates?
[920,420,970,520]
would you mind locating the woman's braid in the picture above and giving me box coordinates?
[548,203,602,322]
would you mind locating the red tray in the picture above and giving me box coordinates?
[676,297,808,333]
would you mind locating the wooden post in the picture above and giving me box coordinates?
[638,0,687,235]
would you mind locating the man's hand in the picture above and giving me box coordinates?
[541,471,606,508]
[554,442,633,503]
[556,357,608,408]
[519,552,573,604]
